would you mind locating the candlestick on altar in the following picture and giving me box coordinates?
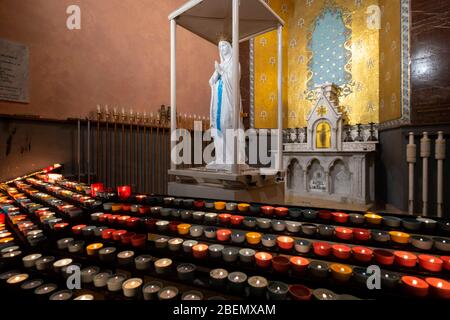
[121,107,127,185]
[113,107,119,186]
[420,132,431,216]
[407,132,416,214]
[435,132,446,218]
[105,105,110,187]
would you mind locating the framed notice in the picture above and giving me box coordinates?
[0,38,29,103]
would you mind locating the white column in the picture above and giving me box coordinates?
[435,131,446,218]
[407,132,416,214]
[420,132,430,216]
[232,0,240,174]
[276,25,283,172]
[170,19,177,171]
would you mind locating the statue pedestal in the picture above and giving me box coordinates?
[168,167,285,204]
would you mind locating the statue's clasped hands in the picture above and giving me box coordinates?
[215,61,224,75]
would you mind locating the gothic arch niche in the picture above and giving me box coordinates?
[330,159,351,195]
[287,159,303,191]
[315,120,332,149]
[307,159,326,192]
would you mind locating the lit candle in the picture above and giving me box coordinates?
[22,253,42,268]
[182,240,198,254]
[294,239,311,254]
[214,201,226,211]
[117,250,135,266]
[208,244,224,259]
[277,236,295,250]
[217,229,232,242]
[122,278,143,298]
[117,185,131,200]
[312,288,339,300]
[52,258,73,272]
[49,290,73,301]
[99,247,117,262]
[262,234,277,248]
[352,246,373,263]
[401,276,429,297]
[177,263,196,281]
[135,255,152,271]
[227,271,247,294]
[86,243,103,256]
[204,212,218,224]
[209,268,228,287]
[418,255,443,272]
[21,279,44,291]
[71,224,87,235]
[74,294,94,300]
[248,276,268,297]
[261,206,274,216]
[318,225,334,238]
[143,281,163,300]
[112,230,127,241]
[364,213,383,225]
[81,266,100,284]
[335,227,353,241]
[154,258,173,275]
[271,220,286,232]
[93,271,112,288]
[158,286,179,300]
[394,251,418,268]
[268,281,289,300]
[289,256,310,273]
[189,225,204,238]
[389,231,411,244]
[332,244,352,260]
[425,277,450,299]
[182,290,203,300]
[330,263,353,282]
[192,244,209,259]
[246,232,262,245]
[177,223,191,235]
[168,238,183,252]
[106,274,127,292]
[255,252,273,268]
[222,247,239,263]
[411,236,433,251]
[218,213,232,225]
[332,212,349,224]
[309,261,329,279]
[34,283,57,296]
[6,273,29,285]
[35,256,56,271]
[239,248,256,264]
[353,228,371,242]
[313,242,332,257]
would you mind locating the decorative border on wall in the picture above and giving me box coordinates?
[249,38,255,128]
[379,0,411,130]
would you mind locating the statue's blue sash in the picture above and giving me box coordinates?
[217,76,223,133]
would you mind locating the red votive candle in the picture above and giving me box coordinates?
[277,236,295,250]
[192,244,208,259]
[425,277,450,299]
[394,251,418,268]
[289,256,310,273]
[138,206,150,215]
[313,242,332,257]
[335,227,353,241]
[0,213,4,224]
[418,255,443,273]
[332,212,349,224]
[255,252,273,268]
[217,229,232,242]
[169,221,181,233]
[90,183,104,197]
[99,214,112,223]
[108,215,120,224]
[117,186,131,200]
[194,200,205,209]
[353,228,371,242]
[261,206,274,216]
[332,244,352,260]
[101,228,115,240]
[131,234,147,248]
[126,217,140,228]
[318,210,332,221]
[112,230,127,241]
[274,207,289,218]
[121,232,136,245]
[218,214,232,225]
[118,216,131,225]
[272,256,291,273]
[441,256,450,271]
[144,219,156,230]
[72,224,86,235]
[374,249,395,266]
[401,276,429,297]
[230,215,244,226]
[54,222,69,232]
[352,246,373,263]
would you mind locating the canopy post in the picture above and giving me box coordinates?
[170,19,177,171]
[276,24,283,172]
[232,0,240,174]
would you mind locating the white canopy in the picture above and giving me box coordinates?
[169,0,284,44]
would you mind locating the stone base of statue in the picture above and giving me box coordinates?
[168,166,285,204]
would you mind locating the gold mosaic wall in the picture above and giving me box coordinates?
[254,0,402,128]
[379,0,402,122]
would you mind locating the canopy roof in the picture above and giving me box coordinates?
[169,0,284,45]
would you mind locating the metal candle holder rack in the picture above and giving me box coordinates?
[75,105,210,195]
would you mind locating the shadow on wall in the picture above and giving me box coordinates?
[0,118,76,181]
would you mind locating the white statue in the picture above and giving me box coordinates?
[207,40,246,171]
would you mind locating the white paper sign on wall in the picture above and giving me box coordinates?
[0,38,29,103]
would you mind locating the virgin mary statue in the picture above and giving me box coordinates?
[206,40,246,171]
